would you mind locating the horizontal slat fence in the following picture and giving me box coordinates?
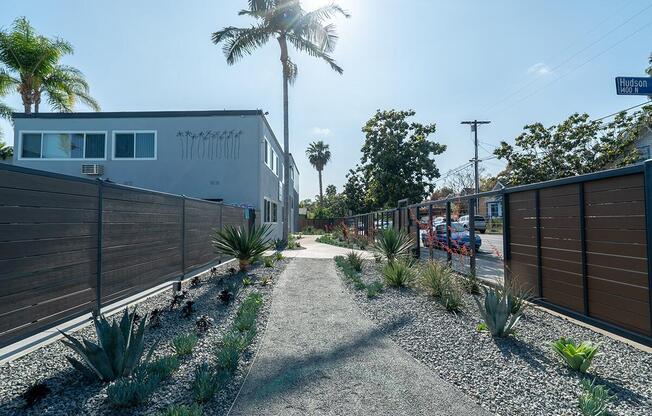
[0,164,250,348]
[336,162,652,345]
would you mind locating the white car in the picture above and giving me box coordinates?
[458,215,486,233]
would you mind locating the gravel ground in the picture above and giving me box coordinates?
[337,259,652,416]
[0,258,290,416]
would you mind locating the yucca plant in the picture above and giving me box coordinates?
[418,261,452,298]
[212,225,272,271]
[551,338,600,373]
[346,250,364,272]
[162,403,204,416]
[382,260,415,288]
[60,308,156,382]
[373,228,413,264]
[579,378,614,416]
[474,281,527,337]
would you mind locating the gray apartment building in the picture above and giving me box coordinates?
[11,110,299,239]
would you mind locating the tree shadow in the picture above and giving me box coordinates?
[492,336,553,372]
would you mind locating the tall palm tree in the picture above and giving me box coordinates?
[212,0,349,241]
[0,17,99,114]
[306,140,331,200]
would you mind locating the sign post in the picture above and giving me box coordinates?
[615,77,652,95]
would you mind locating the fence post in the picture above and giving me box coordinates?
[644,160,652,336]
[176,195,186,292]
[579,183,589,316]
[95,179,104,315]
[535,190,543,298]
[428,203,434,260]
[446,200,452,265]
[469,199,476,278]
[502,193,510,284]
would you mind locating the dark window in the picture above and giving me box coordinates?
[85,134,106,158]
[115,133,135,158]
[21,134,42,158]
[135,133,155,158]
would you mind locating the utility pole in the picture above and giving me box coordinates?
[461,120,491,209]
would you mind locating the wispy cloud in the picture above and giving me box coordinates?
[527,62,552,76]
[311,127,331,137]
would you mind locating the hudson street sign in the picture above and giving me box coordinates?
[615,77,652,95]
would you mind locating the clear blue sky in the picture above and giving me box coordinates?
[1,0,651,200]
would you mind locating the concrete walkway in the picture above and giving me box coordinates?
[229,254,489,415]
[280,234,375,259]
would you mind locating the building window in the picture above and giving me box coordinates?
[113,131,156,159]
[19,132,106,159]
[264,199,278,223]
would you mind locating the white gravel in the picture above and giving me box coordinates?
[0,258,290,416]
[338,259,652,416]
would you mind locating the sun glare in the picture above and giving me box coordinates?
[302,0,334,12]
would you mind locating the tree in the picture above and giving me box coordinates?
[494,109,651,185]
[306,140,331,200]
[0,140,13,160]
[345,109,446,213]
[0,17,100,114]
[325,184,337,196]
[647,52,651,76]
[212,1,349,242]
[430,185,454,201]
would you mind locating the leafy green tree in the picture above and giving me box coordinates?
[0,139,12,160]
[212,1,349,241]
[345,110,446,212]
[494,109,650,185]
[0,17,99,114]
[301,185,347,219]
[306,140,331,200]
[343,168,369,214]
[325,184,337,196]
[647,52,651,76]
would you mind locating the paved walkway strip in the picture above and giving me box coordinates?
[230,257,489,415]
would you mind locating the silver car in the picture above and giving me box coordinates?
[458,215,486,233]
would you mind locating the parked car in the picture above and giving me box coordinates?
[420,222,482,251]
[458,215,486,233]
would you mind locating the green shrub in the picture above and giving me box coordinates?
[212,225,272,271]
[234,293,263,332]
[161,403,203,416]
[418,261,451,297]
[172,333,198,356]
[192,364,219,404]
[440,279,464,312]
[346,251,364,272]
[382,260,415,288]
[579,378,614,416]
[373,228,413,264]
[148,355,179,380]
[474,281,527,337]
[60,308,156,382]
[551,338,600,373]
[263,256,275,267]
[106,369,157,408]
[334,255,366,290]
[274,251,284,261]
[215,328,256,373]
[242,276,252,286]
[366,281,383,298]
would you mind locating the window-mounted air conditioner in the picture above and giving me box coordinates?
[81,164,104,176]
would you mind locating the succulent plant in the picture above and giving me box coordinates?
[552,338,600,373]
[60,308,157,382]
[190,274,201,288]
[474,281,527,337]
[218,289,232,304]
[170,290,188,310]
[212,225,273,271]
[196,315,214,334]
[148,309,162,329]
[181,300,195,318]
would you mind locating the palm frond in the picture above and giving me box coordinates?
[0,101,14,120]
[285,57,298,84]
[286,34,343,74]
[296,3,349,51]
[212,26,272,65]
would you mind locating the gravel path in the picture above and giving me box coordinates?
[0,259,289,415]
[229,257,488,416]
[340,259,652,416]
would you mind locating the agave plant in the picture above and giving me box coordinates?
[551,338,600,373]
[579,378,614,416]
[212,225,272,271]
[60,308,156,382]
[373,228,414,264]
[474,281,527,337]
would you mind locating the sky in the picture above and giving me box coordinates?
[1,0,651,200]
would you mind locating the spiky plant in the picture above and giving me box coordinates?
[162,403,204,416]
[346,250,364,272]
[60,308,156,382]
[373,228,414,264]
[551,338,600,373]
[382,260,415,288]
[212,224,272,271]
[474,281,527,337]
[579,378,614,416]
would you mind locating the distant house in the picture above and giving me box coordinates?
[634,122,652,160]
[11,110,300,238]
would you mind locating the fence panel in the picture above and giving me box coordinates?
[100,185,183,306]
[0,168,99,347]
[184,199,222,272]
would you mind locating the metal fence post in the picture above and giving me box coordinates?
[428,203,434,260]
[177,195,186,291]
[469,199,476,278]
[644,160,652,335]
[446,200,452,265]
[579,183,589,316]
[95,179,104,315]
[502,193,510,284]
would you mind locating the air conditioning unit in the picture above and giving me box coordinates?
[81,164,104,176]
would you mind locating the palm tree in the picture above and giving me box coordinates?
[0,17,99,114]
[306,140,331,200]
[212,0,349,241]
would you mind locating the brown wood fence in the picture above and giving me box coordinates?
[0,164,249,348]
[338,162,652,346]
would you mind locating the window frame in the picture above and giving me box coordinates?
[18,131,108,161]
[112,130,157,160]
[263,197,278,224]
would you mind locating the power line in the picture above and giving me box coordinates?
[592,100,651,122]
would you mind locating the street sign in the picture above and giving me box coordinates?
[615,77,652,95]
